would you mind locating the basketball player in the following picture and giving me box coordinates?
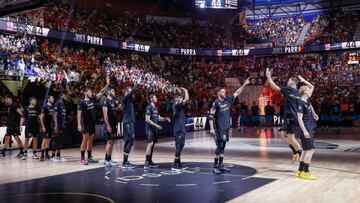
[77,78,109,165]
[171,88,189,170]
[40,95,55,161]
[266,68,302,161]
[209,78,250,174]
[144,94,171,170]
[103,88,121,167]
[1,95,24,158]
[52,93,67,163]
[296,78,318,180]
[120,84,138,169]
[21,97,41,160]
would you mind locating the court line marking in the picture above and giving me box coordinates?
[117,176,144,181]
[176,184,197,187]
[197,172,249,178]
[115,180,128,184]
[140,184,160,187]
[0,193,115,203]
[213,180,231,184]
[105,171,111,175]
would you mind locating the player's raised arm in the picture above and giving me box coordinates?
[266,68,281,92]
[233,78,250,98]
[96,75,110,100]
[181,88,189,104]
[298,75,314,95]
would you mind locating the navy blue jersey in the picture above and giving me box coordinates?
[173,103,186,133]
[145,104,159,133]
[7,103,20,126]
[78,96,97,125]
[24,106,40,129]
[121,85,138,124]
[212,96,234,131]
[42,103,54,130]
[54,102,66,129]
[297,99,317,133]
[281,86,301,119]
[102,98,119,127]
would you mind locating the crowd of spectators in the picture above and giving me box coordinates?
[1,33,359,127]
[305,11,359,45]
[11,0,360,49]
[245,16,305,46]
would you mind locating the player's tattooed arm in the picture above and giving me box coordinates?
[102,105,111,133]
[209,107,216,136]
[53,108,59,133]
[19,108,25,131]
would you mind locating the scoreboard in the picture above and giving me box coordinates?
[195,0,237,9]
[348,52,359,65]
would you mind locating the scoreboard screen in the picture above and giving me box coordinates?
[348,52,359,65]
[195,0,237,9]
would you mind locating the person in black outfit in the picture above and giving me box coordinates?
[171,88,189,170]
[296,84,318,180]
[120,84,139,169]
[102,88,121,167]
[21,97,41,160]
[39,95,54,161]
[77,77,109,165]
[209,78,250,174]
[52,93,67,163]
[144,94,171,170]
[266,68,303,161]
[1,95,24,158]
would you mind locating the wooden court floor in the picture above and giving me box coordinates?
[0,127,359,203]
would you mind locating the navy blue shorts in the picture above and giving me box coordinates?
[6,125,20,136]
[82,123,96,135]
[300,130,315,150]
[215,129,229,142]
[146,130,157,143]
[25,127,39,138]
[283,117,298,134]
[104,124,118,141]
